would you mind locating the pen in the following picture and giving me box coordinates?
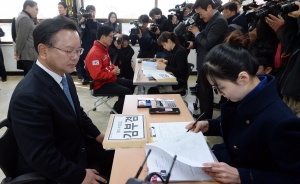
[186,112,205,132]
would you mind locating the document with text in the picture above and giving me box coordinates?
[145,132,215,182]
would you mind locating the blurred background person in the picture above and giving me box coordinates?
[0,26,7,82]
[78,5,101,85]
[183,3,194,20]
[15,0,38,76]
[57,1,69,17]
[104,12,122,63]
[148,32,188,94]
[130,14,156,58]
[114,34,135,80]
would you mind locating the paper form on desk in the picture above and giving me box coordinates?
[142,70,169,77]
[142,61,157,70]
[145,132,215,182]
[149,122,190,143]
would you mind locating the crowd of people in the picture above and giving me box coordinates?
[4,0,300,183]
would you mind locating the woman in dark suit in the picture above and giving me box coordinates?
[148,32,188,94]
[186,31,300,183]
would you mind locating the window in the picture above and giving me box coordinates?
[0,23,12,42]
[83,0,155,19]
[0,0,58,19]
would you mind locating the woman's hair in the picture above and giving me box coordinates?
[157,31,186,52]
[201,31,258,87]
[108,12,117,27]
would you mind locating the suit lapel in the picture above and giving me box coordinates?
[32,64,79,123]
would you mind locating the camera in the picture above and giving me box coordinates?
[116,37,123,45]
[168,1,186,22]
[78,7,93,24]
[150,23,158,32]
[130,20,142,35]
[243,0,259,12]
[246,0,300,24]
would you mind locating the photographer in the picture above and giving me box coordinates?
[79,5,101,85]
[114,34,135,80]
[149,8,174,59]
[130,14,156,58]
[183,3,194,20]
[188,0,228,119]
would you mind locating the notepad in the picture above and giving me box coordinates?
[145,132,215,182]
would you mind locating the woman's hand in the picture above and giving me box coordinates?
[202,162,241,184]
[185,121,209,133]
[157,62,166,70]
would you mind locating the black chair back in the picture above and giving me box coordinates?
[185,63,195,89]
[0,118,18,178]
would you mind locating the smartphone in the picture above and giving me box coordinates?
[149,108,180,114]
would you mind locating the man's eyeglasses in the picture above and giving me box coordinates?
[50,45,84,57]
[106,35,114,39]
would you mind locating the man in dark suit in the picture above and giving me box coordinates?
[8,16,114,184]
[188,0,228,119]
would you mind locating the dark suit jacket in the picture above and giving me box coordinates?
[194,11,228,70]
[8,63,101,184]
[207,75,300,183]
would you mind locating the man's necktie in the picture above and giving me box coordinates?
[61,76,76,113]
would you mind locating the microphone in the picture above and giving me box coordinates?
[126,149,152,184]
[165,155,177,184]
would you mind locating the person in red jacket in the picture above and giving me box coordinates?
[85,25,134,114]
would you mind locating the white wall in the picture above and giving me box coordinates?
[1,44,197,72]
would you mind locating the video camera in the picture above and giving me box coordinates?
[243,0,259,12]
[150,23,158,32]
[174,10,205,43]
[245,0,300,24]
[168,1,187,22]
[78,7,93,24]
[129,20,142,35]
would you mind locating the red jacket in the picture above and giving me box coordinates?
[85,41,117,90]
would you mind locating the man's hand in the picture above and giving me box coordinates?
[114,41,121,49]
[95,133,105,144]
[185,120,209,133]
[80,17,85,24]
[288,1,300,18]
[113,66,120,76]
[157,62,167,70]
[265,14,284,30]
[82,169,107,184]
[187,41,194,49]
[188,26,199,35]
[14,53,20,61]
[114,33,122,39]
[202,162,241,184]
[150,25,160,35]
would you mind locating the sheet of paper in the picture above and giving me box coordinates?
[142,69,168,77]
[149,122,190,142]
[142,61,157,70]
[146,132,214,167]
[108,115,145,140]
[145,144,214,182]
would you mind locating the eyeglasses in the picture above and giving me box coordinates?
[50,45,84,57]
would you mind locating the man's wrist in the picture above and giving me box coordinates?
[195,31,201,37]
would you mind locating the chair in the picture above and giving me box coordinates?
[0,118,44,184]
[84,69,118,116]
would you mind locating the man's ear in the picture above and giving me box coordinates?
[38,44,48,60]
[237,71,250,85]
[265,67,273,74]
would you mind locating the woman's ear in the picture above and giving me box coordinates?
[237,71,250,86]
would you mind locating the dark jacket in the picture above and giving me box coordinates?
[165,45,188,90]
[194,11,228,70]
[80,21,101,60]
[130,29,155,52]
[116,45,134,80]
[206,75,300,183]
[228,12,248,34]
[8,63,101,183]
[149,15,174,53]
